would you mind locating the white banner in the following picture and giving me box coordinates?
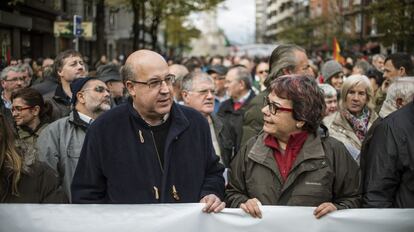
[0,204,413,232]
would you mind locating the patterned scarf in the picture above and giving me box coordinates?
[341,107,370,142]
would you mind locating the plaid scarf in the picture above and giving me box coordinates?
[341,107,370,142]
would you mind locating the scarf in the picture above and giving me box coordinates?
[341,107,370,142]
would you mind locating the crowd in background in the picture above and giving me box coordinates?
[1,45,413,217]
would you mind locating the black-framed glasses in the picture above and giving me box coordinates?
[4,77,25,82]
[129,74,175,89]
[191,88,216,96]
[263,96,293,115]
[11,106,34,113]
[82,86,110,93]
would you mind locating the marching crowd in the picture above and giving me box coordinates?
[1,44,413,219]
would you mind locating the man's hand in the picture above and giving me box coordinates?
[240,198,262,218]
[313,202,337,219]
[200,194,225,213]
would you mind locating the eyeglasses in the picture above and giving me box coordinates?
[213,76,226,81]
[191,88,215,96]
[11,106,33,113]
[4,77,25,82]
[263,96,293,115]
[82,86,110,93]
[258,70,269,74]
[129,74,175,89]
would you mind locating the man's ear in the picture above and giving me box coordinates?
[77,91,86,104]
[181,91,190,104]
[125,81,136,97]
[396,97,404,109]
[398,66,407,77]
[282,68,292,75]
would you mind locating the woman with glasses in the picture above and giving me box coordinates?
[323,74,378,162]
[11,88,53,148]
[0,112,66,203]
[225,75,360,219]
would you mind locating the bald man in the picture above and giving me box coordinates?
[71,50,225,212]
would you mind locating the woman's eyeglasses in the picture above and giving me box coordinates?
[263,96,293,115]
[11,106,34,113]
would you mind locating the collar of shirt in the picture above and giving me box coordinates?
[1,92,12,109]
[234,90,252,105]
[78,111,94,124]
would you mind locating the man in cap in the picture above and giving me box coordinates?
[96,64,125,106]
[37,77,111,200]
[207,64,228,113]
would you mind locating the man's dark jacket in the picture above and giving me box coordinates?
[362,101,414,208]
[217,91,256,153]
[71,101,225,203]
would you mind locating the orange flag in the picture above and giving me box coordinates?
[333,37,345,64]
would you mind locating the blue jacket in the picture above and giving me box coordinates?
[71,101,225,203]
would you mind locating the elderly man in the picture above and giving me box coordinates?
[37,77,111,200]
[1,65,25,127]
[43,49,86,120]
[181,71,236,168]
[371,54,385,72]
[253,61,269,93]
[71,50,225,212]
[97,64,125,106]
[241,44,313,146]
[217,65,255,152]
[207,64,228,113]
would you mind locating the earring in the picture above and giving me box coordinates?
[296,123,302,129]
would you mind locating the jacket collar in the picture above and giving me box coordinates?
[69,110,90,130]
[53,84,71,105]
[211,114,223,136]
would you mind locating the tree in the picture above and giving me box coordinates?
[369,0,414,52]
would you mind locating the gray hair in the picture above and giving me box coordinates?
[340,74,374,111]
[181,71,213,92]
[1,66,21,80]
[229,66,252,90]
[380,77,414,118]
[354,60,372,75]
[20,63,33,76]
[372,54,385,62]
[318,83,337,98]
[265,44,306,88]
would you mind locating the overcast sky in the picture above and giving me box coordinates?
[217,0,255,45]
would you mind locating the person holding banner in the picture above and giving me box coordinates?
[225,75,361,219]
[71,50,225,213]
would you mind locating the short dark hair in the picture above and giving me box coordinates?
[270,75,325,134]
[53,49,83,78]
[385,53,414,76]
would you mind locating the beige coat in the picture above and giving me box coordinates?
[323,110,378,161]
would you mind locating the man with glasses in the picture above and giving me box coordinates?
[207,64,228,113]
[253,61,269,93]
[181,71,236,169]
[71,50,225,213]
[0,65,24,129]
[37,77,111,201]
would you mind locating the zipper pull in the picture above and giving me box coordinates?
[139,130,144,143]
[172,185,180,201]
[153,186,159,200]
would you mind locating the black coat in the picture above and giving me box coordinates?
[217,91,256,153]
[362,101,414,208]
[211,115,237,168]
[71,101,225,203]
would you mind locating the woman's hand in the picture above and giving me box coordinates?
[240,198,262,218]
[313,202,337,219]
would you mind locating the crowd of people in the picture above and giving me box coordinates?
[1,45,413,219]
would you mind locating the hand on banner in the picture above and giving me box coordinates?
[240,198,262,219]
[200,194,225,213]
[313,202,337,219]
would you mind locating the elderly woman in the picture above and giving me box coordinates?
[226,75,360,219]
[324,74,378,162]
[319,83,338,117]
[0,112,67,203]
[11,88,52,147]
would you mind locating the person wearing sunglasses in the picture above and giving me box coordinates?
[0,112,67,203]
[11,88,53,149]
[37,77,111,201]
[226,75,360,219]
[71,50,225,214]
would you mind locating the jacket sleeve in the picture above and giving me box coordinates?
[71,130,107,203]
[200,121,225,200]
[225,140,252,208]
[324,137,362,209]
[362,122,399,208]
[37,124,60,172]
[37,162,68,203]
